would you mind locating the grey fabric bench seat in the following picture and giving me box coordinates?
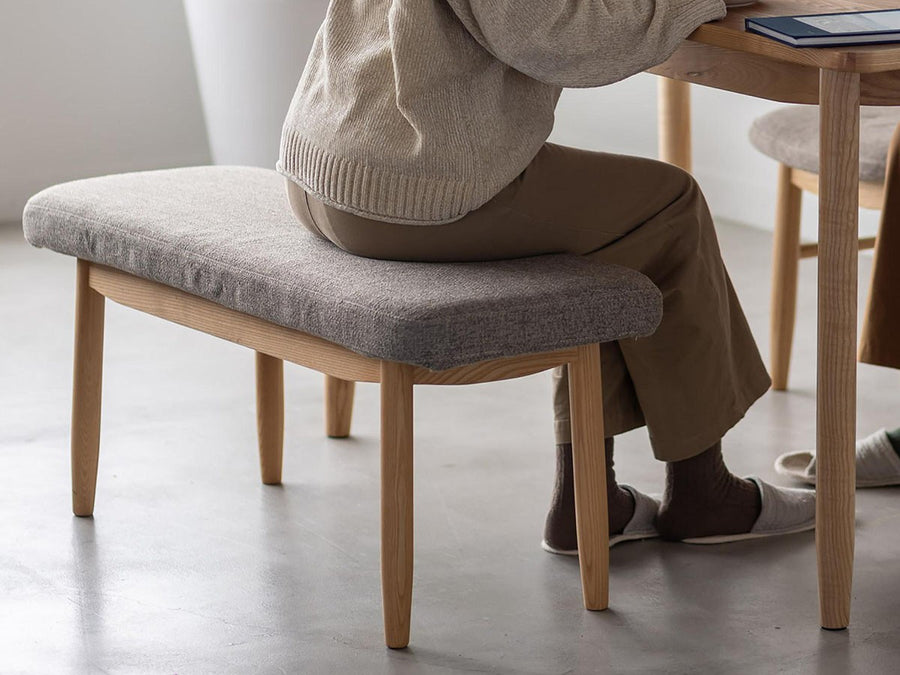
[22,166,663,649]
[23,166,661,371]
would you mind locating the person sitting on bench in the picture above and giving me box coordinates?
[279,0,816,548]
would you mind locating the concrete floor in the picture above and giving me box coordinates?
[2,218,900,674]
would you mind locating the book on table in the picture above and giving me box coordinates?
[746,8,900,47]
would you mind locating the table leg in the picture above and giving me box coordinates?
[816,69,859,630]
[658,78,692,172]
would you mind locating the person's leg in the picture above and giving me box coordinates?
[287,143,771,540]
[511,146,771,540]
[656,442,760,539]
[523,148,768,460]
[543,438,636,553]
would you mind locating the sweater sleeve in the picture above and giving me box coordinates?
[445,0,726,88]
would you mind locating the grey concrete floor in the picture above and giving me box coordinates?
[2,219,900,674]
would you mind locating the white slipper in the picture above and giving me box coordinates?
[540,485,660,556]
[775,429,900,488]
[682,477,815,545]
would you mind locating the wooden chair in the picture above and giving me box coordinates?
[749,106,900,390]
[22,166,663,648]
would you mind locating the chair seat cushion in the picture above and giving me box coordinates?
[23,167,662,370]
[749,106,900,182]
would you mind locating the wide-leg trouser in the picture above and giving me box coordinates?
[286,143,771,461]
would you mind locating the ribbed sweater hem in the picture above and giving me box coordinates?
[279,130,479,225]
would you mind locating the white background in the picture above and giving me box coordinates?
[0,0,881,241]
[0,1,209,224]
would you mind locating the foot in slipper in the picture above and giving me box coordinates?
[681,477,815,545]
[541,485,660,556]
[775,429,900,488]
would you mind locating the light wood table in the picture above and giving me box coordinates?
[651,0,900,629]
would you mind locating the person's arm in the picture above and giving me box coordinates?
[445,0,725,87]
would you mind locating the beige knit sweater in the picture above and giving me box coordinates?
[278,0,726,225]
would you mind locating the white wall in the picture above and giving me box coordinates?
[2,3,878,240]
[549,73,881,242]
[0,0,210,224]
[183,0,330,168]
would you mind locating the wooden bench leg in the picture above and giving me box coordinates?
[256,352,284,485]
[380,361,414,649]
[568,344,609,611]
[72,260,105,517]
[325,375,355,438]
[770,163,803,391]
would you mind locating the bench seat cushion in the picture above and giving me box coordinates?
[749,105,900,182]
[23,167,662,370]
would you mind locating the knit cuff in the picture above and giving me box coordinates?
[279,130,476,226]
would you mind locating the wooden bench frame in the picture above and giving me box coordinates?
[71,258,611,648]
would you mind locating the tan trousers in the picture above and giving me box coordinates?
[287,143,771,461]
[861,123,900,370]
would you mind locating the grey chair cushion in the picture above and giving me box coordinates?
[749,105,900,182]
[23,167,662,370]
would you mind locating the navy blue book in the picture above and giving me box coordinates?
[746,8,900,47]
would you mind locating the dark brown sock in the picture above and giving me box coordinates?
[543,439,635,552]
[656,441,762,541]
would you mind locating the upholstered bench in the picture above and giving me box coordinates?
[22,166,663,648]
